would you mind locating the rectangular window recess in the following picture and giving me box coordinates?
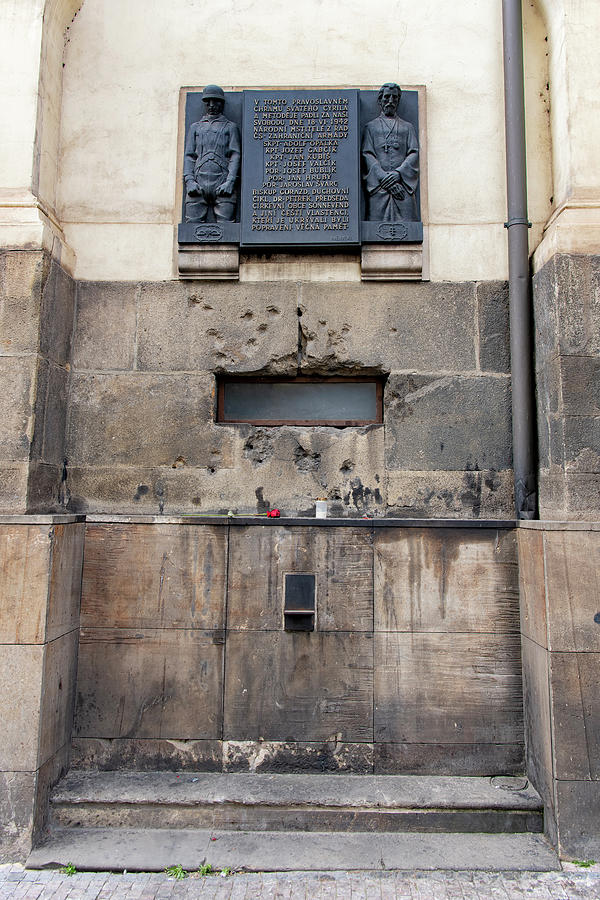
[217,377,384,426]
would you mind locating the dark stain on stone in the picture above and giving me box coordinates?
[227,743,373,775]
[343,477,382,512]
[153,481,165,514]
[255,487,269,513]
[294,444,321,472]
[485,469,500,492]
[133,484,149,501]
[461,471,483,517]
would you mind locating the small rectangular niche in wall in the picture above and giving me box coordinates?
[217,377,383,426]
[284,573,316,632]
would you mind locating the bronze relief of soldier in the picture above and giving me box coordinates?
[184,85,241,223]
[362,83,419,222]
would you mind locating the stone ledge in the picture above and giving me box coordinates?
[517,519,600,530]
[83,514,515,528]
[0,514,85,524]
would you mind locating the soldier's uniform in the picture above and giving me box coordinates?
[184,113,241,222]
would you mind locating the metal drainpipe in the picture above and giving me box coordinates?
[502,0,538,519]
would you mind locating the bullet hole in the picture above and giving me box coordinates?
[297,308,303,317]
[188,294,202,306]
[133,484,149,501]
[340,459,354,474]
[192,496,202,505]
[266,305,280,315]
[171,456,186,469]
[58,680,62,691]
[294,444,321,472]
[244,430,274,465]
[594,613,600,624]
[240,310,254,319]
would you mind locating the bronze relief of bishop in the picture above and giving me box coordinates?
[362,82,419,222]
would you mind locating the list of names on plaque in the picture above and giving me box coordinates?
[241,89,359,246]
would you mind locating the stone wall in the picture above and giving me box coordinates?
[70,520,524,777]
[519,522,600,858]
[0,250,74,513]
[534,253,600,519]
[0,517,84,861]
[63,278,514,518]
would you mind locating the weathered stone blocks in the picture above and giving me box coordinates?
[384,374,512,471]
[73,522,523,777]
[67,373,232,468]
[223,631,374,742]
[299,281,476,373]
[72,281,138,371]
[227,525,373,631]
[81,523,227,630]
[137,281,298,373]
[74,628,224,740]
[374,632,523,745]
[374,527,519,633]
[476,281,511,373]
[518,523,600,857]
[534,253,600,519]
[386,469,514,519]
[0,252,74,512]
[0,520,84,861]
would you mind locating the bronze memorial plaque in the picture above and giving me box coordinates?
[177,85,423,248]
[241,89,360,247]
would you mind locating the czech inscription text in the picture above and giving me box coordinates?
[241,90,359,246]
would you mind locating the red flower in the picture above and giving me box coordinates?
[267,508,281,518]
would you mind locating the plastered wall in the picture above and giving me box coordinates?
[52,0,552,282]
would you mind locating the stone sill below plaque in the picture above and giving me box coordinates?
[178,238,427,281]
[178,243,240,280]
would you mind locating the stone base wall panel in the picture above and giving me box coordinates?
[518,522,600,858]
[0,520,84,861]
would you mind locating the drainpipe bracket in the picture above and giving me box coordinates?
[504,218,532,229]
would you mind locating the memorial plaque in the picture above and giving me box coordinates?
[178,86,424,252]
[240,90,360,247]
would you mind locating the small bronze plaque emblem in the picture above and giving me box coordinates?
[377,222,408,241]
[194,224,224,241]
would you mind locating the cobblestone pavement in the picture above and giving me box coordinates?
[1,864,600,899]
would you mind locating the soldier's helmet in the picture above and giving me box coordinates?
[202,85,225,103]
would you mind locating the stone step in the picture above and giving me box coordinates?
[49,772,544,834]
[27,827,560,872]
